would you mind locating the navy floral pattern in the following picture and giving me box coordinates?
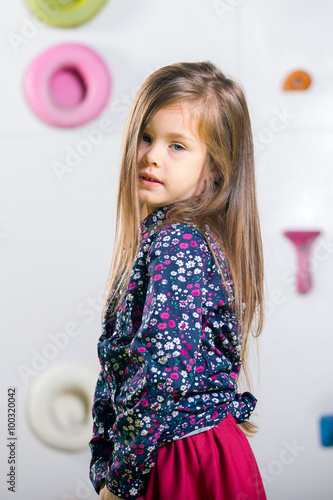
[89,203,257,500]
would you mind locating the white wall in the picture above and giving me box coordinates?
[0,1,332,499]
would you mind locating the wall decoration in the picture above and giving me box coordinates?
[283,70,312,91]
[283,230,321,293]
[24,0,108,28]
[320,415,333,446]
[27,362,97,451]
[24,43,112,128]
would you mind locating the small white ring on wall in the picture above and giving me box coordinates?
[27,362,98,451]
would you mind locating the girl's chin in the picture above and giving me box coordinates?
[139,198,170,214]
[138,194,166,206]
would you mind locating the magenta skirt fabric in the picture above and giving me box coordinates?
[140,412,267,500]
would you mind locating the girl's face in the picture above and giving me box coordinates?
[137,103,208,214]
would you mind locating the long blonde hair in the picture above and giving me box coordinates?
[103,61,264,436]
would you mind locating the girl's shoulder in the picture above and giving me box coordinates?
[163,221,233,282]
[149,220,211,251]
[140,221,212,266]
[142,219,235,301]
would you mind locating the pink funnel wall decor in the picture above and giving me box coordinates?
[284,230,321,294]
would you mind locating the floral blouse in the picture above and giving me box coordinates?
[89,203,257,500]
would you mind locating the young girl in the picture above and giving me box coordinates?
[89,61,266,500]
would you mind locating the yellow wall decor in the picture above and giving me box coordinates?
[24,0,108,28]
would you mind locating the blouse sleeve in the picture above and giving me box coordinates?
[104,225,214,499]
[89,368,116,494]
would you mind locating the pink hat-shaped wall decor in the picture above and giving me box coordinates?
[24,43,112,128]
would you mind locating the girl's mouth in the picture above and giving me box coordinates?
[139,174,163,186]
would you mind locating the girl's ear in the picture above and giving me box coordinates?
[200,160,211,189]
[207,156,218,181]
[208,159,223,187]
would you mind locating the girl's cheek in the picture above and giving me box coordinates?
[138,142,147,157]
[137,146,143,158]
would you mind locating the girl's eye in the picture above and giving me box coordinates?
[142,134,151,143]
[171,143,185,151]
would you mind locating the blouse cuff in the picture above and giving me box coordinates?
[89,461,108,494]
[232,391,258,423]
[106,472,145,500]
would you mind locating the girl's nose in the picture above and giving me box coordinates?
[143,144,160,166]
[144,154,158,166]
[143,155,157,166]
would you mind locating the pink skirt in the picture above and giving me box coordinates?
[140,412,267,500]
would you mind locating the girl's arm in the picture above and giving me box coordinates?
[103,225,216,500]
